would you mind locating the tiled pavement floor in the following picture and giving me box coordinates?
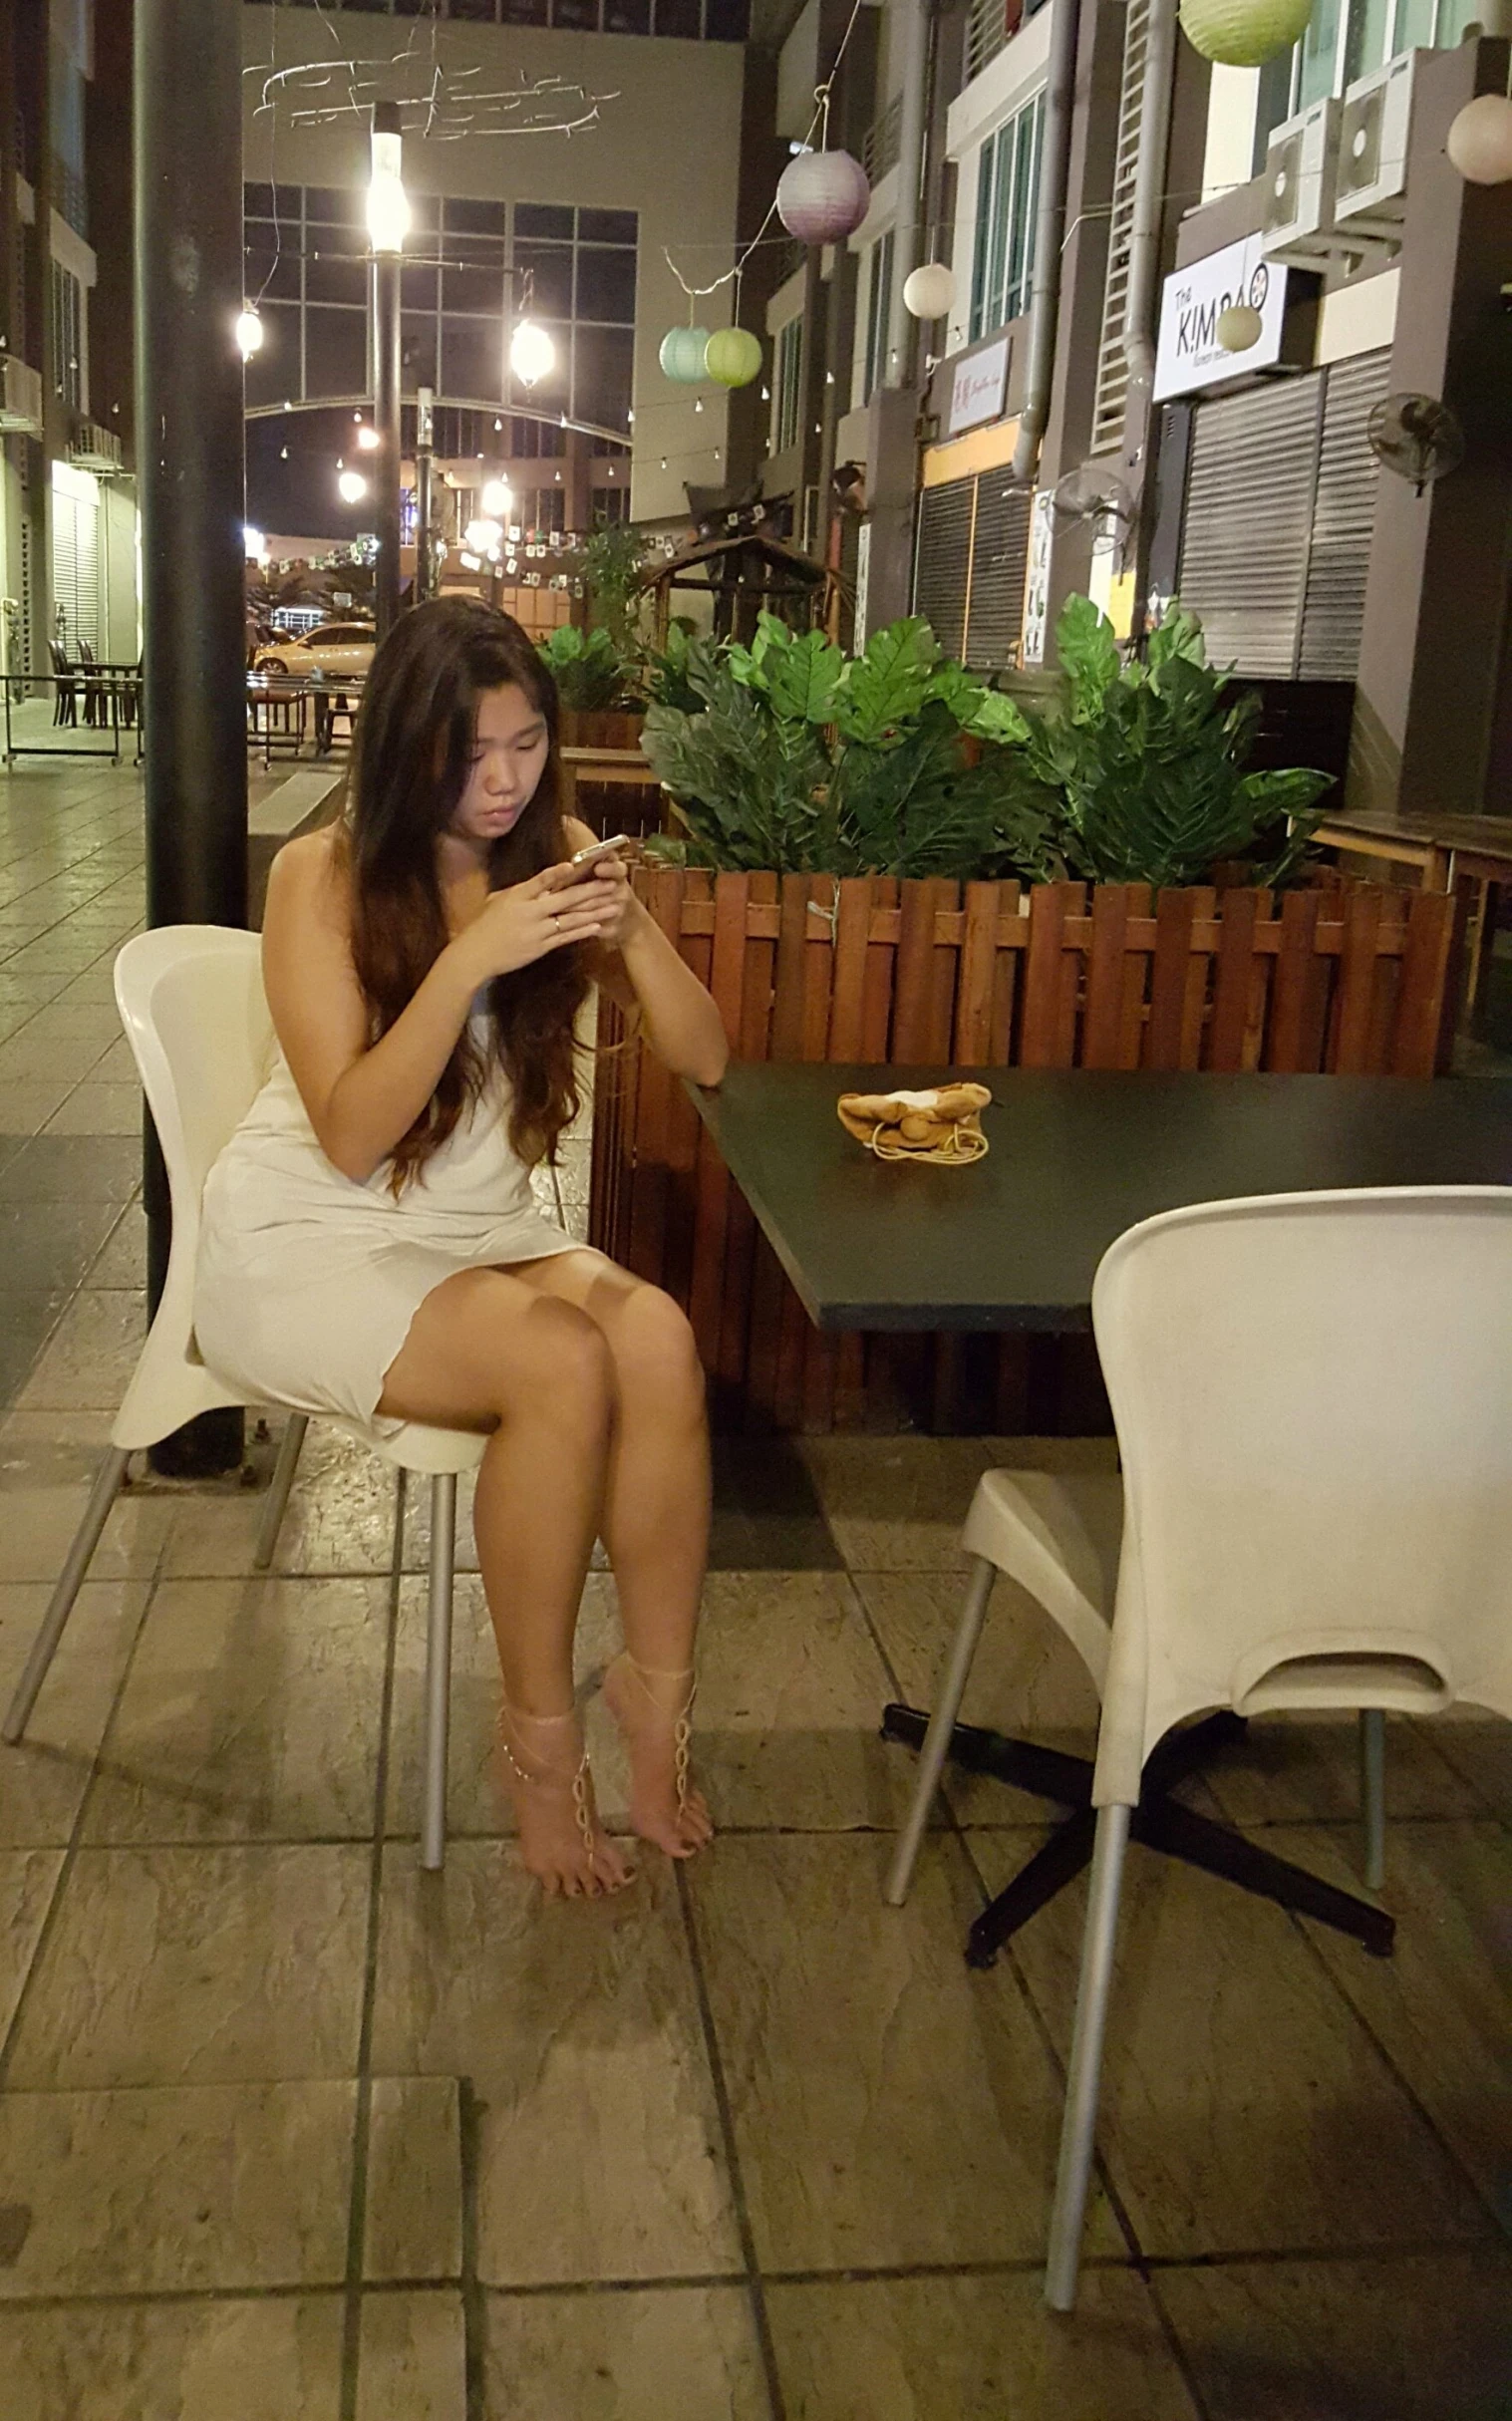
[0,760,1506,2418]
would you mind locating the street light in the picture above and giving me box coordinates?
[367,102,407,641]
[236,306,264,360]
[338,469,369,504]
[509,321,555,390]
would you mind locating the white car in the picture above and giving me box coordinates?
[254,621,375,681]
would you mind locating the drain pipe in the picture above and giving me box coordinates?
[886,0,931,388]
[1121,0,1179,455]
[1010,0,1081,483]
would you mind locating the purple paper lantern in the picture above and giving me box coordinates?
[776,149,871,245]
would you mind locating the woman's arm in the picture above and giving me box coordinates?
[565,822,729,1088]
[262,831,612,1181]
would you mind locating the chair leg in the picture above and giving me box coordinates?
[3,1446,133,1743]
[253,1413,308,1571]
[1360,1708,1386,1893]
[1045,1801,1132,2312]
[421,1472,456,1873]
[884,1555,996,1908]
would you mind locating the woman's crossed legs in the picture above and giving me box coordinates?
[377,1248,713,1897]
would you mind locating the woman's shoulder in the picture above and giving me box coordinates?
[266,823,351,934]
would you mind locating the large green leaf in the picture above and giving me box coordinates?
[832,618,942,745]
[1056,595,1121,719]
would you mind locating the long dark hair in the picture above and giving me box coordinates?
[339,595,586,1191]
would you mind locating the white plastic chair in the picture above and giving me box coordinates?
[1,925,486,1871]
[887,1187,1512,2309]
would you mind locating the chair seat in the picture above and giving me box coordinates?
[964,1469,1123,1696]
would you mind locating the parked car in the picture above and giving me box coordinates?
[253,621,375,680]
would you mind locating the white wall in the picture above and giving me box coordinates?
[241,6,746,525]
[776,0,821,141]
[1202,65,1260,203]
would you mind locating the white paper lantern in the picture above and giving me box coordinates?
[1217,302,1264,353]
[776,149,870,244]
[1447,92,1512,185]
[659,325,711,384]
[1178,0,1313,68]
[902,262,956,320]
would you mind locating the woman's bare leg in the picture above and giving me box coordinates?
[377,1266,630,1898]
[504,1250,714,1856]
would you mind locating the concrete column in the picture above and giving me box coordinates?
[1352,38,1512,818]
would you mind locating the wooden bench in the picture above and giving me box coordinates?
[247,768,345,928]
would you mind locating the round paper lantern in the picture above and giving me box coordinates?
[659,325,711,385]
[776,149,870,244]
[1178,0,1313,68]
[902,262,956,320]
[1446,92,1512,184]
[1217,302,1264,353]
[705,326,763,389]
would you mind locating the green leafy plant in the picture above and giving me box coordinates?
[642,612,1056,881]
[638,619,727,714]
[536,624,634,714]
[582,523,650,654]
[1024,596,1332,889]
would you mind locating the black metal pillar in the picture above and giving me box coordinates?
[136,0,247,1475]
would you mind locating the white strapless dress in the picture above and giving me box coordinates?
[193,1028,575,1433]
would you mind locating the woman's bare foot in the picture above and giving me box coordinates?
[496,1700,633,1899]
[602,1653,715,1859]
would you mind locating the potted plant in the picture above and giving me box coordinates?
[591,598,1462,1435]
[536,625,641,752]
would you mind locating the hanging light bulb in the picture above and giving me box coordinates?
[509,321,556,388]
[337,468,368,504]
[235,306,264,361]
[481,478,513,516]
[355,424,381,452]
[279,446,289,459]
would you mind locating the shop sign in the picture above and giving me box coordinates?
[948,336,1010,436]
[1021,489,1054,667]
[1153,234,1289,402]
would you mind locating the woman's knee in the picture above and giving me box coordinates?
[609,1284,705,1412]
[500,1294,613,1430]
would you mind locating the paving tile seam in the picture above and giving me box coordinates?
[0,1537,173,2090]
[339,1462,408,2421]
[674,1861,788,2421]
[1281,1899,1512,2245]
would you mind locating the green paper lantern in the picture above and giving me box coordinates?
[705,326,763,389]
[659,325,710,385]
[1178,0,1313,68]
[1217,302,1264,353]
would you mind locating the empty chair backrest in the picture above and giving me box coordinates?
[115,926,272,1217]
[1089,1188,1512,1802]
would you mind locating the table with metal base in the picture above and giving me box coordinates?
[880,1704,1395,1966]
[688,1063,1512,1965]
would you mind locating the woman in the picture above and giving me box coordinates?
[195,596,729,1899]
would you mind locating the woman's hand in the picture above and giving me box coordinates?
[452,864,614,988]
[568,848,640,952]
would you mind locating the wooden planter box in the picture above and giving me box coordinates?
[557,707,644,751]
[589,870,1463,1435]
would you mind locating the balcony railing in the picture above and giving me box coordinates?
[0,359,44,438]
[862,96,902,182]
[68,418,124,472]
[965,0,1049,85]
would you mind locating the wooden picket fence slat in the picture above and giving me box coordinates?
[589,874,1462,1434]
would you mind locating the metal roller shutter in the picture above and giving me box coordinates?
[913,476,973,660]
[1177,376,1320,678]
[1298,349,1389,680]
[52,491,100,657]
[965,478,1032,671]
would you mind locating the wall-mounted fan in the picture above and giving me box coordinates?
[1366,393,1465,497]
[1050,463,1134,552]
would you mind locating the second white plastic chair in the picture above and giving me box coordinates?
[1,925,486,1871]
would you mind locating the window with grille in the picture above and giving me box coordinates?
[862,229,894,404]
[241,187,636,431]
[1255,0,1485,163]
[969,92,1044,343]
[771,314,804,455]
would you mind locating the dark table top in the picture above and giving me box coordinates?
[688,1063,1512,1333]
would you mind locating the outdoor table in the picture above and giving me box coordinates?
[246,676,312,766]
[689,1062,1512,1964]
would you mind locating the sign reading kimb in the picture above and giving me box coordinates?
[948,336,1010,436]
[1153,233,1290,403]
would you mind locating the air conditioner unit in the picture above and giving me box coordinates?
[68,420,124,474]
[1261,99,1343,266]
[0,358,44,437]
[1335,49,1417,234]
